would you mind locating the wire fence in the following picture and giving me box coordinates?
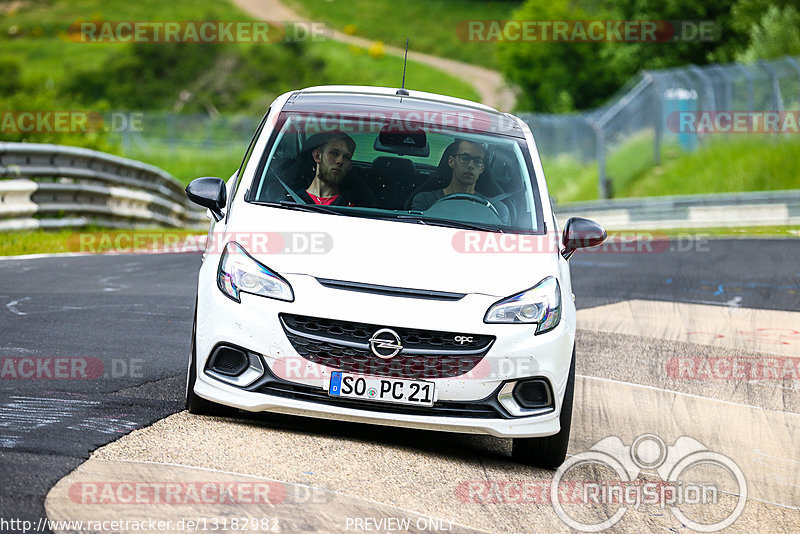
[519,55,800,198]
[110,56,800,199]
[113,113,259,154]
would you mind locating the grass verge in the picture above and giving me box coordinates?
[603,226,800,239]
[544,135,800,203]
[284,0,519,70]
[2,224,797,257]
[0,228,205,257]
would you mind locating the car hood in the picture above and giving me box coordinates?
[219,203,560,297]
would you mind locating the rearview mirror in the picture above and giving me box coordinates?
[186,177,227,222]
[561,217,607,260]
[374,126,429,157]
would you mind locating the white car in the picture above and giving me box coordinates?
[185,85,606,468]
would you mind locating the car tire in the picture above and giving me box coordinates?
[511,346,575,469]
[185,301,236,417]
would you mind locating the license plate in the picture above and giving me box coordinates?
[328,371,436,407]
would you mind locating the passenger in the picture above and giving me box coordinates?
[411,139,509,223]
[297,132,358,206]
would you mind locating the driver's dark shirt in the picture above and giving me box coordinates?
[411,189,510,224]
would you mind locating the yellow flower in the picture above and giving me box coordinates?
[343,23,357,35]
[368,41,384,59]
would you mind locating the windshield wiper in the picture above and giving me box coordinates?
[248,200,343,215]
[394,215,504,233]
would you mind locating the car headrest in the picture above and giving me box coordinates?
[372,156,416,175]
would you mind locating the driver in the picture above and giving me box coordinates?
[296,132,358,206]
[410,139,509,224]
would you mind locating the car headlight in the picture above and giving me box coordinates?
[484,277,561,333]
[217,242,294,303]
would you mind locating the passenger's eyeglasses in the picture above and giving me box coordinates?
[454,153,486,168]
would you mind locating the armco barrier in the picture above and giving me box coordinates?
[554,190,800,230]
[3,143,797,232]
[0,142,207,231]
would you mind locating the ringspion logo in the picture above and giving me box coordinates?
[551,434,746,532]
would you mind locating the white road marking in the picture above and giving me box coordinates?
[67,418,140,434]
[5,297,30,316]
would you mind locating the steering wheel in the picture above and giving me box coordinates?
[430,193,502,220]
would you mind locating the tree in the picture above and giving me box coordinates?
[498,0,793,112]
[736,4,800,62]
[497,0,619,112]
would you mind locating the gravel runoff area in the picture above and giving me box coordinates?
[45,300,800,532]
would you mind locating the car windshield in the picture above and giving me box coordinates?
[247,110,544,234]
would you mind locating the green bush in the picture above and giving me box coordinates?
[499,0,796,112]
[61,40,225,110]
[0,90,119,152]
[737,5,800,62]
[0,59,24,95]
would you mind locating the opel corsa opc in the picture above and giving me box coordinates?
[185,86,606,468]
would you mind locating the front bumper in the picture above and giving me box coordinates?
[193,370,562,438]
[193,269,575,438]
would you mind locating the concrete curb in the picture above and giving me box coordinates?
[554,189,800,230]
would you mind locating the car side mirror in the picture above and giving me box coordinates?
[186,177,227,222]
[561,217,607,260]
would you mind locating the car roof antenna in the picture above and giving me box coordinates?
[396,38,410,97]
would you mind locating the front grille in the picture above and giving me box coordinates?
[247,366,508,419]
[280,314,494,379]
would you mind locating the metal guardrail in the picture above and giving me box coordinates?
[554,190,800,230]
[2,143,796,232]
[0,142,206,232]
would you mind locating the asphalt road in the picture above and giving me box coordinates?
[1,238,798,532]
[0,254,198,528]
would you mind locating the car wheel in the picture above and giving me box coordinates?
[185,301,236,417]
[511,346,575,469]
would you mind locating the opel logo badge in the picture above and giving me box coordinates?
[369,328,403,359]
